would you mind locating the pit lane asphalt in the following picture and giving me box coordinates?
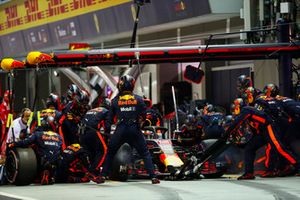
[1,176,300,200]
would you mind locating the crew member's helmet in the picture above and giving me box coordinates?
[46,93,61,110]
[77,90,90,105]
[237,75,252,93]
[231,98,244,116]
[203,104,214,114]
[67,84,81,101]
[242,87,256,105]
[72,90,90,118]
[117,75,135,93]
[263,83,279,97]
[186,113,196,123]
[37,115,56,132]
[222,115,234,129]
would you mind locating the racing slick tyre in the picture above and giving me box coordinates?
[5,147,37,186]
[110,143,132,182]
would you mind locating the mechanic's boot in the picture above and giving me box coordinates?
[237,173,255,180]
[261,171,277,178]
[92,176,106,184]
[151,178,160,184]
[277,165,295,177]
[86,172,105,184]
[41,170,50,185]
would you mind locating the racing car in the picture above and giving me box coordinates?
[110,126,228,181]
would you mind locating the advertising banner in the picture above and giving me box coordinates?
[0,0,131,36]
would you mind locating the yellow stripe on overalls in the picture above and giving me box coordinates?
[27,112,34,127]
[6,113,14,128]
[37,111,41,126]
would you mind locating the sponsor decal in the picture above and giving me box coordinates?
[0,0,130,35]
[120,107,135,112]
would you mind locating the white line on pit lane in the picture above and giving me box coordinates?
[0,192,37,200]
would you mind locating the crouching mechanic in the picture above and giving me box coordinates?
[99,75,160,184]
[56,143,103,183]
[225,106,300,180]
[8,116,63,185]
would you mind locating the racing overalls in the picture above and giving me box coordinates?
[100,92,156,178]
[80,107,109,175]
[199,112,225,140]
[254,96,290,172]
[143,108,163,127]
[56,144,90,183]
[14,131,63,183]
[276,96,300,140]
[58,102,89,149]
[225,106,300,175]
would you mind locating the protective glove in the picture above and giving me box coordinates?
[8,143,15,149]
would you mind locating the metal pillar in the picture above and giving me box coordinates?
[277,18,292,97]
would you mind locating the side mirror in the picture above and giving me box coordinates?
[184,65,204,84]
